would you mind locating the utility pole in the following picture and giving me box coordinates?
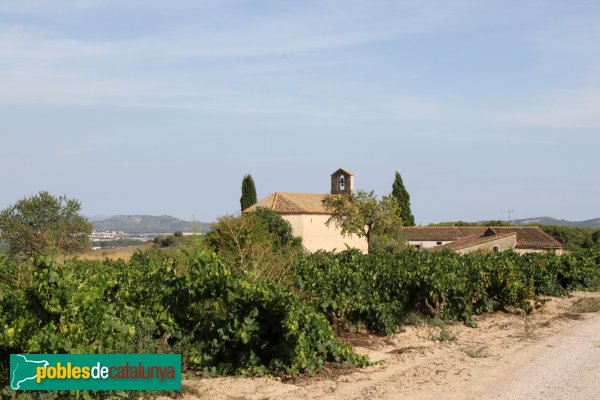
[508,209,515,225]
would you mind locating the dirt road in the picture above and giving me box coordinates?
[476,311,600,400]
[160,292,600,400]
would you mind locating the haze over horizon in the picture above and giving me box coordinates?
[1,1,599,224]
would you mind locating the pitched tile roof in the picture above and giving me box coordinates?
[427,231,517,252]
[401,226,564,250]
[331,168,354,176]
[244,192,331,214]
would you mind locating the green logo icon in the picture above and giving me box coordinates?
[11,354,50,390]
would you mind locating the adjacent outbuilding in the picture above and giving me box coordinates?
[401,226,564,254]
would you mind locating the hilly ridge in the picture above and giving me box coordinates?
[512,217,600,228]
[92,215,211,233]
[90,214,600,234]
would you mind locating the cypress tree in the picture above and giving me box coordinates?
[240,174,257,212]
[391,171,415,226]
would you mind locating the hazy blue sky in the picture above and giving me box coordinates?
[1,0,599,224]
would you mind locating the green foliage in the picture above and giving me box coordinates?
[485,220,513,226]
[539,225,600,251]
[323,190,403,253]
[428,323,456,342]
[250,207,302,250]
[152,233,209,255]
[429,221,481,227]
[0,191,92,257]
[207,213,303,285]
[429,221,512,227]
[92,238,145,249]
[240,174,257,212]
[391,171,415,226]
[0,250,367,395]
[207,214,274,274]
[293,249,600,336]
[168,252,366,375]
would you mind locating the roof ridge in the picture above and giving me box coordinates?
[331,167,354,176]
[272,192,326,196]
[406,226,540,229]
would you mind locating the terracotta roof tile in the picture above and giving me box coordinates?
[331,168,354,176]
[427,232,516,252]
[402,226,564,250]
[244,192,331,214]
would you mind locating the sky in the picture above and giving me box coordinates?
[1,0,599,224]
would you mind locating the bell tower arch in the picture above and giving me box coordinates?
[330,168,354,195]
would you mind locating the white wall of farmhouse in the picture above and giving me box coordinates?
[513,248,565,256]
[282,214,368,253]
[408,240,453,249]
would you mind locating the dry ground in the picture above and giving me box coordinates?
[156,291,600,400]
[70,244,152,261]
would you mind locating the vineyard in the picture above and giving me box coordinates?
[1,247,600,398]
[294,249,600,334]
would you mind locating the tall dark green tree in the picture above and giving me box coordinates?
[391,171,415,226]
[240,174,257,212]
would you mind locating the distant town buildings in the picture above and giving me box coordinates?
[90,230,126,241]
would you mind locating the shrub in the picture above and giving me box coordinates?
[250,207,302,250]
[0,251,366,395]
[293,249,600,335]
[0,191,92,257]
[207,213,303,285]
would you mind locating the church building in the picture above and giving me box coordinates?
[244,168,368,253]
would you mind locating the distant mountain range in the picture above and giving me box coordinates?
[89,214,600,234]
[91,215,211,234]
[511,217,600,228]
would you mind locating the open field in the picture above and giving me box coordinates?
[159,292,600,400]
[70,244,153,261]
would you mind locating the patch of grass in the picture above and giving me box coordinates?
[387,346,427,355]
[463,345,489,358]
[522,316,536,340]
[558,312,585,321]
[573,298,600,313]
[428,321,456,342]
[73,244,151,261]
[403,312,429,327]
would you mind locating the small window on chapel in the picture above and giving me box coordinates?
[437,241,442,245]
[493,246,499,252]
[339,175,345,191]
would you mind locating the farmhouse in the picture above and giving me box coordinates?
[244,168,564,255]
[244,168,368,253]
[401,226,565,255]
